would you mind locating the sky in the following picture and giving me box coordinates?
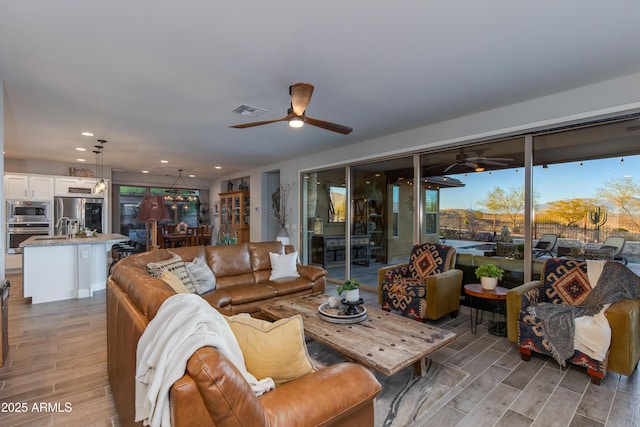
[439,154,639,210]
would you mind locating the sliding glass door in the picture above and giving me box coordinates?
[300,113,640,288]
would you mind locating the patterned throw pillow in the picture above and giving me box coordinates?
[408,243,454,281]
[541,258,591,305]
[147,254,197,293]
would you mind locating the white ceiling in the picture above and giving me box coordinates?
[2,1,640,180]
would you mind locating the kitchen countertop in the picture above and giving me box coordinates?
[20,233,129,247]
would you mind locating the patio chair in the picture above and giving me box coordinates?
[600,236,628,265]
[532,234,557,258]
[378,243,463,321]
[507,258,640,384]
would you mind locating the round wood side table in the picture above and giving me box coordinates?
[463,283,508,336]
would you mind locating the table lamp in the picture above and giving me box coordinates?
[136,195,171,251]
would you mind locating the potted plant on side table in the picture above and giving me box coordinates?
[337,278,361,302]
[475,264,504,290]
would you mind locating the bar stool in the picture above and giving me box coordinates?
[109,242,136,274]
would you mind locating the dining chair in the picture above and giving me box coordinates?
[156,227,167,249]
[202,225,213,245]
[186,227,197,246]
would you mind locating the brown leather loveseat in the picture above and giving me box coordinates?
[107,241,381,426]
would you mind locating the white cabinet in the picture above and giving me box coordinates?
[4,174,53,200]
[54,177,106,197]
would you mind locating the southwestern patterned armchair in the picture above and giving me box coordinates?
[506,258,640,384]
[378,243,463,321]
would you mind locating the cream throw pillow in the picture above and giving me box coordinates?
[225,314,314,385]
[269,251,300,280]
[159,270,191,294]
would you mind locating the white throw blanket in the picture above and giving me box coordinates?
[574,260,609,361]
[135,293,275,427]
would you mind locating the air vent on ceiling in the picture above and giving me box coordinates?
[232,104,266,118]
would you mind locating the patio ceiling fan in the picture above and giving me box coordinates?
[442,149,513,173]
[229,82,353,135]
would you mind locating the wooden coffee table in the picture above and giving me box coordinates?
[258,293,456,377]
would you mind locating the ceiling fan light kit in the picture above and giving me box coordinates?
[230,82,353,134]
[289,116,304,128]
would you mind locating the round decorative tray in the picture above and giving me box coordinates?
[318,302,367,324]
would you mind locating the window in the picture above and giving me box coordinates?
[424,189,438,235]
[150,187,200,226]
[328,185,346,222]
[118,185,201,246]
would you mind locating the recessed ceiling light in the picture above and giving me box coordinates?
[81,132,94,137]
[189,174,195,178]
[76,147,86,151]
[77,158,86,162]
[142,170,149,174]
[214,166,222,169]
[160,160,169,164]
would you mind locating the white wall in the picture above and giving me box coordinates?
[212,72,640,248]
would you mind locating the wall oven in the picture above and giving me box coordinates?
[7,223,52,254]
[7,200,52,223]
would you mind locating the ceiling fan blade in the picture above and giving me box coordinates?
[442,163,458,173]
[305,116,353,135]
[480,160,508,166]
[229,115,291,129]
[290,83,314,116]
[483,157,514,162]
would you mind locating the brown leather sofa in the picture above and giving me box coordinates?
[107,241,381,427]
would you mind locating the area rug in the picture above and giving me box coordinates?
[307,340,469,427]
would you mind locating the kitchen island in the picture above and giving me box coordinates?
[20,233,128,304]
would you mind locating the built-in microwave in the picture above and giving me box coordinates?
[7,200,52,223]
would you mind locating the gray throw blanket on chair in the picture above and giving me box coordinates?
[529,261,640,366]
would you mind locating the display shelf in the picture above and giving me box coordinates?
[219,190,250,244]
[352,198,386,263]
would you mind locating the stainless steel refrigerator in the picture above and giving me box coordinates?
[54,197,105,234]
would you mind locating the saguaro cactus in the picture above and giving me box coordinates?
[588,206,607,242]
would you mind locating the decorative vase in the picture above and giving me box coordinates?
[313,216,324,235]
[217,221,237,245]
[344,288,360,302]
[481,276,498,290]
[276,226,290,245]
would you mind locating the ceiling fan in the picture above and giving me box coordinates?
[442,149,513,173]
[229,82,353,135]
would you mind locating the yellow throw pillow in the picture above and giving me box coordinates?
[159,270,190,294]
[225,314,314,386]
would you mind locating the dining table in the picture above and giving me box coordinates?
[164,232,188,248]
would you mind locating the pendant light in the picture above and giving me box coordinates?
[164,169,198,209]
[94,139,107,194]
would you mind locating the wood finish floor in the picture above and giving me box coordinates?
[0,274,117,427]
[0,273,638,426]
